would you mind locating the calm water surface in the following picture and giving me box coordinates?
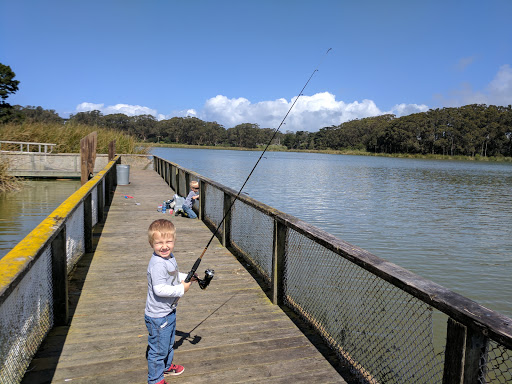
[0,180,81,259]
[152,147,512,317]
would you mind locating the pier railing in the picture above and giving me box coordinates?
[0,140,57,154]
[0,156,119,383]
[154,156,512,384]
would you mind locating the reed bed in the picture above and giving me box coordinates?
[0,122,147,154]
[0,157,21,192]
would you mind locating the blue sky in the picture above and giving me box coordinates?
[1,0,511,132]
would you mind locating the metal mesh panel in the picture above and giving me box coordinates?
[0,247,53,384]
[481,340,512,384]
[91,186,98,227]
[203,184,224,232]
[284,228,444,384]
[66,203,85,271]
[230,200,274,283]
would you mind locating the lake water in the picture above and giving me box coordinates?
[152,147,512,318]
[0,180,81,259]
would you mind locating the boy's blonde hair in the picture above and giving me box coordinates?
[190,180,199,189]
[148,219,176,245]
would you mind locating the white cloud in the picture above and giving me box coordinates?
[76,102,157,117]
[75,94,430,132]
[198,92,424,131]
[76,102,104,111]
[438,64,512,107]
[387,103,429,116]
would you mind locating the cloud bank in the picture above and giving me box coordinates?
[76,95,427,132]
[76,65,511,132]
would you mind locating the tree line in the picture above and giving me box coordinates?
[2,62,511,157]
[4,104,511,157]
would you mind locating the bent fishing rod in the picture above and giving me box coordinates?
[185,48,332,284]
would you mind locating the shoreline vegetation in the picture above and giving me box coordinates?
[145,142,512,162]
[0,104,512,192]
[0,122,147,192]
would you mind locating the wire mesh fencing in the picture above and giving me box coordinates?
[0,248,53,384]
[0,158,119,384]
[284,227,445,383]
[230,199,274,283]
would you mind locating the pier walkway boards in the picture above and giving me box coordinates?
[22,168,348,384]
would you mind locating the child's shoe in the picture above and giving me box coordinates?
[164,363,185,376]
[154,379,168,384]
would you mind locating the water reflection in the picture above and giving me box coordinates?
[0,180,81,259]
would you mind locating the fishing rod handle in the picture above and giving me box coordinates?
[185,258,202,283]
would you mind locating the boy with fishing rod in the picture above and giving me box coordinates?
[145,219,196,384]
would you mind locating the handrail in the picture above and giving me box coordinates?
[0,140,57,153]
[153,155,512,384]
[0,155,120,383]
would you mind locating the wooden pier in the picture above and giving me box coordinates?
[22,168,349,384]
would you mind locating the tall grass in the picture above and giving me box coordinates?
[0,122,147,191]
[0,122,147,154]
[0,157,21,192]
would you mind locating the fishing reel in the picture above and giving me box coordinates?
[195,269,215,290]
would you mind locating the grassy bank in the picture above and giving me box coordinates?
[144,142,512,162]
[0,122,148,192]
[0,122,148,154]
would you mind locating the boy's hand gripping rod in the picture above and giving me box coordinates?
[185,48,332,283]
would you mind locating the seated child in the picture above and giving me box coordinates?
[181,181,199,219]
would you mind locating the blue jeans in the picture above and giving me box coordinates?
[182,205,197,219]
[145,311,176,384]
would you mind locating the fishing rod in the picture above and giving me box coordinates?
[185,48,332,284]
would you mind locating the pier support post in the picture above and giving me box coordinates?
[84,194,93,253]
[199,181,205,221]
[97,179,104,223]
[272,220,287,305]
[51,227,68,325]
[443,318,466,384]
[222,193,233,248]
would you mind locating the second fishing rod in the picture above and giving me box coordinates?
[185,48,332,284]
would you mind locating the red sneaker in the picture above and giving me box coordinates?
[154,379,168,384]
[164,363,185,376]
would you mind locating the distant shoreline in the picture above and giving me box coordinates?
[143,142,512,163]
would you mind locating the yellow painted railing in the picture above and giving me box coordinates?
[0,156,120,383]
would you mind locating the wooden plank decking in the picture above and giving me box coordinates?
[22,168,349,384]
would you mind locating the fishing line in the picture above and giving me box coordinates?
[185,48,332,282]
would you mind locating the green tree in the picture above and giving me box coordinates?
[0,63,21,123]
[14,105,64,124]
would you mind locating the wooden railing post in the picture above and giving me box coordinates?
[51,227,68,325]
[84,194,93,253]
[443,318,466,384]
[176,169,182,196]
[463,327,488,384]
[185,173,191,195]
[199,181,205,221]
[170,164,175,190]
[222,193,233,248]
[272,220,287,305]
[97,179,104,223]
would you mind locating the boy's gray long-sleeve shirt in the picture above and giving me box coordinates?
[145,252,187,318]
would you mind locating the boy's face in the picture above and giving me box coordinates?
[151,232,175,259]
